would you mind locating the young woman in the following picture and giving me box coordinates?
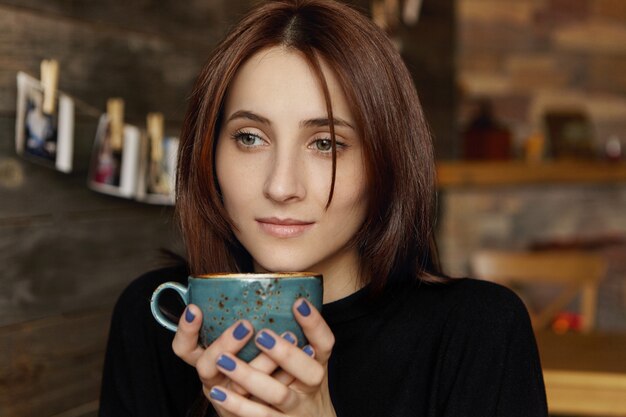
[99,1,548,416]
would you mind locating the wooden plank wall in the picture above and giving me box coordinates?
[0,308,112,417]
[0,1,454,416]
[0,1,250,416]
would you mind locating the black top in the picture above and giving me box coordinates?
[99,265,548,417]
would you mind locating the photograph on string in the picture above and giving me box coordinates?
[87,114,141,199]
[15,72,74,173]
[136,133,178,205]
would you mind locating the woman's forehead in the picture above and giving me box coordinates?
[222,46,355,126]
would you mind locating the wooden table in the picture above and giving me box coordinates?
[536,331,626,416]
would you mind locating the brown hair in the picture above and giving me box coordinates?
[176,0,442,294]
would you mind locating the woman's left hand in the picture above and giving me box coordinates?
[207,298,337,417]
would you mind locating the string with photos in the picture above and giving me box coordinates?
[14,59,178,206]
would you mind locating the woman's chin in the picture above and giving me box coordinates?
[253,258,318,274]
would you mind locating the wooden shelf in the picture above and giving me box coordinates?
[436,160,626,188]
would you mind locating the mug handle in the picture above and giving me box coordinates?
[150,282,189,332]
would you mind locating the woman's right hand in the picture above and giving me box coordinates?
[171,304,295,415]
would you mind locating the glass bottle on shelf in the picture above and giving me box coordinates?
[462,98,512,160]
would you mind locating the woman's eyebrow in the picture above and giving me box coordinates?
[226,110,271,126]
[226,110,354,130]
[300,117,354,130]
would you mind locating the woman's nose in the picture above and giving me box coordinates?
[262,150,306,203]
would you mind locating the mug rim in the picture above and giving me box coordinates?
[191,272,322,279]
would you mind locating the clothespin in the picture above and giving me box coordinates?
[402,0,423,26]
[107,98,124,152]
[40,59,59,115]
[384,0,399,30]
[371,0,387,30]
[146,112,164,163]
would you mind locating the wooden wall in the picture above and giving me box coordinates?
[0,1,250,415]
[0,1,454,416]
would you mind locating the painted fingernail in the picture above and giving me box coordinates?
[297,300,311,317]
[233,322,250,340]
[217,355,236,371]
[185,307,195,323]
[210,387,227,402]
[303,345,315,357]
[282,332,296,344]
[257,331,276,349]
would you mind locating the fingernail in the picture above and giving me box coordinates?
[185,307,195,323]
[256,331,276,349]
[303,345,315,357]
[216,355,236,371]
[210,387,227,402]
[233,322,250,340]
[282,332,296,344]
[297,300,311,317]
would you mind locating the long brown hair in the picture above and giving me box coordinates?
[176,0,442,294]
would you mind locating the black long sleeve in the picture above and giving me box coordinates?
[99,268,547,417]
[323,278,547,417]
[434,280,547,416]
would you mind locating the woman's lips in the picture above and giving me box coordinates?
[256,218,314,238]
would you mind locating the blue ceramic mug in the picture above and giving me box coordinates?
[150,273,323,361]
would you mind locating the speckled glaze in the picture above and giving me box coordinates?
[151,273,323,361]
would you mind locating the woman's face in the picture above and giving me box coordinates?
[216,47,367,286]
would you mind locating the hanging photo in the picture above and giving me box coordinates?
[88,114,141,198]
[15,72,74,173]
[136,134,178,205]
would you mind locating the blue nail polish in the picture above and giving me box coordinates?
[217,355,236,371]
[282,332,296,344]
[257,331,276,349]
[210,387,227,402]
[303,345,315,357]
[297,300,311,317]
[233,322,250,340]
[185,308,195,323]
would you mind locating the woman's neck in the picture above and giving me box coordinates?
[301,246,363,304]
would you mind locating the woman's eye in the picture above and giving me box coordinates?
[232,131,264,147]
[310,138,348,154]
[313,138,333,152]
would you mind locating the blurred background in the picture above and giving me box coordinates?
[0,0,624,415]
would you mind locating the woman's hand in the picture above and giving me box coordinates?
[172,306,286,412]
[207,299,337,417]
[172,298,337,417]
